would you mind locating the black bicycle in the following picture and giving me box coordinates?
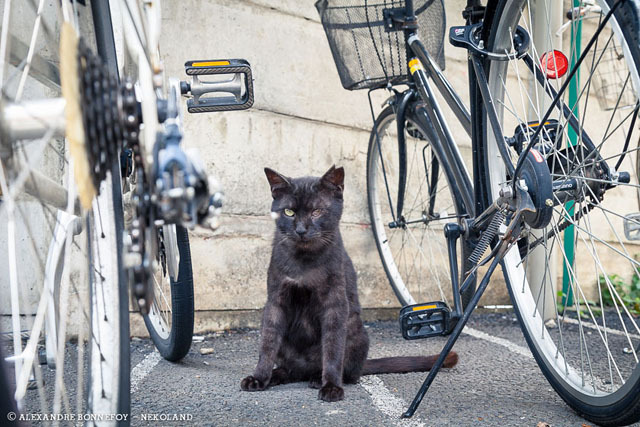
[317,0,640,425]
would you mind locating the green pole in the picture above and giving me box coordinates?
[562,0,582,308]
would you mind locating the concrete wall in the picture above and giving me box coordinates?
[128,0,512,335]
[4,1,635,337]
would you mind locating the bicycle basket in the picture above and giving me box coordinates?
[315,0,446,91]
[589,36,638,111]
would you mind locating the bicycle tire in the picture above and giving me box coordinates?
[90,2,130,419]
[88,164,130,420]
[367,105,476,309]
[483,0,640,425]
[143,225,195,361]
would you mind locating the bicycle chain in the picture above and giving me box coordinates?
[552,162,605,234]
[128,167,155,315]
[120,79,140,147]
[523,195,598,255]
[555,201,596,234]
[120,78,155,315]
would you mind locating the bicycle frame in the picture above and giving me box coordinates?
[394,3,502,222]
[368,3,512,418]
[373,1,486,232]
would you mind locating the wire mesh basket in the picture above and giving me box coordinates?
[315,0,446,91]
[590,35,638,111]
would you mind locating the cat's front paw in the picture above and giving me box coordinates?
[240,375,267,391]
[318,383,344,402]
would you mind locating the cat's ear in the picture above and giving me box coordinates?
[264,167,291,198]
[321,165,344,193]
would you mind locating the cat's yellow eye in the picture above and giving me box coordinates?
[283,209,295,217]
[311,209,322,218]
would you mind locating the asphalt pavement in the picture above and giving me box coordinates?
[127,312,611,426]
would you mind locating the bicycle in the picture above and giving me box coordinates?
[0,0,252,421]
[317,0,640,425]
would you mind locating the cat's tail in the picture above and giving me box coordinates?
[361,352,458,375]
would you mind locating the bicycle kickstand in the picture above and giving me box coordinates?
[402,185,535,417]
[401,239,509,418]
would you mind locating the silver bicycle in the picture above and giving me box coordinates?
[0,0,252,422]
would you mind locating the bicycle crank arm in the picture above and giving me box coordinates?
[181,59,254,113]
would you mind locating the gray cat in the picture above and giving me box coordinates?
[240,166,457,402]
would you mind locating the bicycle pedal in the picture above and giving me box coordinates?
[399,302,451,340]
[624,213,640,240]
[181,59,254,113]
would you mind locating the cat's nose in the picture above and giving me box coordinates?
[295,224,307,236]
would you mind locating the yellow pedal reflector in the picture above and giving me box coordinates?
[192,60,230,67]
[60,22,95,210]
[412,304,437,311]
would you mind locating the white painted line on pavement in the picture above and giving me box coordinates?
[463,326,533,359]
[359,375,425,427]
[361,326,534,422]
[131,350,161,393]
[562,317,640,340]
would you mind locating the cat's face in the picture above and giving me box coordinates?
[265,166,344,251]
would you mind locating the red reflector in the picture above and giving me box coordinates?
[540,50,569,79]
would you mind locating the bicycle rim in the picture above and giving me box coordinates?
[367,106,473,308]
[146,226,176,342]
[0,0,128,419]
[485,0,640,423]
[143,224,194,361]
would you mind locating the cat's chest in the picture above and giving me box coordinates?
[281,267,327,288]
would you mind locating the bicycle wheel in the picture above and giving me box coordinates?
[0,1,128,420]
[367,105,475,309]
[143,224,194,361]
[484,0,640,424]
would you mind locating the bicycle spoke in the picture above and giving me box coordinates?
[582,199,639,363]
[551,201,640,338]
[548,207,625,384]
[15,0,45,101]
[369,110,465,306]
[152,273,172,322]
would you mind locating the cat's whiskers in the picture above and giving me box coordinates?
[317,231,336,247]
[274,231,291,246]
